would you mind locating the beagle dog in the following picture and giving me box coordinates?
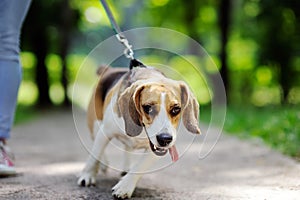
[78,66,201,199]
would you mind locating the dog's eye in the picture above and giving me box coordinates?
[170,106,181,116]
[143,105,153,115]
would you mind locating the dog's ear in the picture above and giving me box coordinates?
[118,85,144,137]
[180,83,201,134]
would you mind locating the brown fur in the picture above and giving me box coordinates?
[87,66,201,139]
[87,66,128,138]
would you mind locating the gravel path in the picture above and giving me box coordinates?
[1,109,299,199]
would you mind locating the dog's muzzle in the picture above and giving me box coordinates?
[144,127,179,162]
[149,140,168,156]
[149,133,172,156]
[148,133,179,162]
[156,133,173,147]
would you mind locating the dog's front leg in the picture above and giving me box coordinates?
[78,128,111,187]
[112,151,159,199]
[121,145,132,176]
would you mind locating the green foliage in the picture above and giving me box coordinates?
[19,52,38,105]
[223,106,300,158]
[14,106,37,125]
[18,0,300,107]
[70,0,114,30]
[14,0,300,160]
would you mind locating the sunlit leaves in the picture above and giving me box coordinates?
[70,0,118,30]
[49,84,65,105]
[20,52,36,70]
[18,82,38,105]
[255,67,272,86]
[19,52,38,105]
[288,87,300,105]
[150,0,170,7]
[84,7,103,24]
[251,86,281,106]
[199,6,217,24]
[227,35,257,71]
[243,0,261,17]
[46,54,63,84]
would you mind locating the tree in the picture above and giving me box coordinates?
[22,0,79,107]
[257,0,300,103]
[23,1,52,106]
[58,0,79,106]
[218,0,231,94]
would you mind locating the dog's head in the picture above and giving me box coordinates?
[118,79,201,160]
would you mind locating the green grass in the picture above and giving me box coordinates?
[205,106,300,159]
[14,105,38,125]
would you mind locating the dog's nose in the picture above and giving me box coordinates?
[156,133,173,147]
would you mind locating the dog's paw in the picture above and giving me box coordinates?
[112,178,136,199]
[77,172,96,187]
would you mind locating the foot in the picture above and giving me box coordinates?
[77,170,97,187]
[0,141,17,176]
[112,175,137,199]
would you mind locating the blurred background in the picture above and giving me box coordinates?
[16,0,300,159]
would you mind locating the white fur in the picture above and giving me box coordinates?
[78,68,199,199]
[78,93,157,198]
[146,93,176,148]
[112,152,159,198]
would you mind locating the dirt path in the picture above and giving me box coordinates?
[1,110,299,199]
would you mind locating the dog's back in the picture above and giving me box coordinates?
[87,66,128,137]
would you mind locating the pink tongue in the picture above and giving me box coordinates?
[168,145,179,162]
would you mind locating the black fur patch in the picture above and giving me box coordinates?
[100,71,127,101]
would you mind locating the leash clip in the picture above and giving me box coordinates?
[99,0,146,69]
[116,34,134,60]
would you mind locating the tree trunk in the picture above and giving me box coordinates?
[218,0,231,94]
[34,33,51,106]
[182,0,202,54]
[59,0,73,107]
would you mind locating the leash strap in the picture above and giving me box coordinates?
[99,0,146,69]
[99,0,122,37]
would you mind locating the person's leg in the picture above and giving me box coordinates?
[0,0,31,175]
[0,0,31,141]
[0,61,22,140]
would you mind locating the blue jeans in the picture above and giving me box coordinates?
[0,0,31,139]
